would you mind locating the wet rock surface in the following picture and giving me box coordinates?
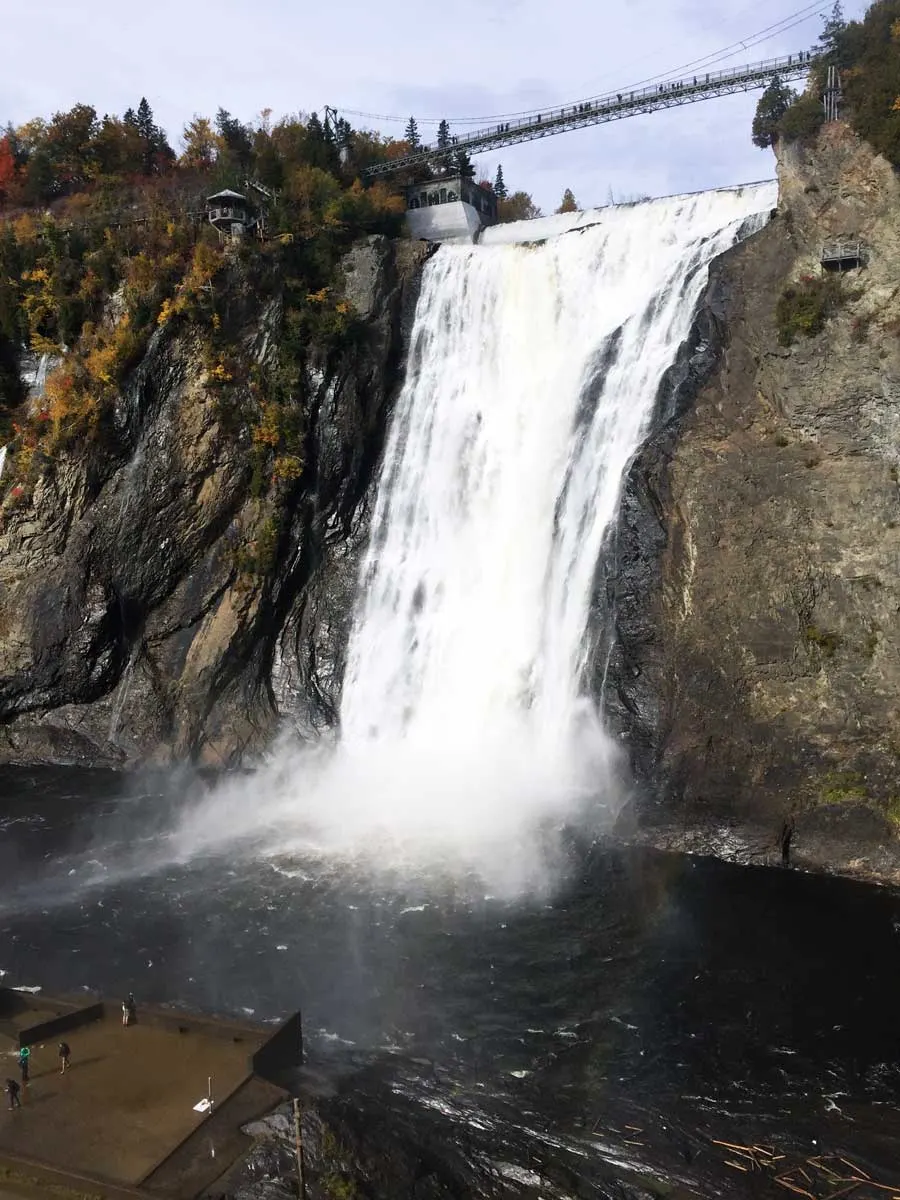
[603,124,900,881]
[0,238,428,769]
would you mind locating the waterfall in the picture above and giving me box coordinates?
[177,183,776,889]
[0,445,6,483]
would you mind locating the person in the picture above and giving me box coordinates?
[6,1079,20,1110]
[122,993,136,1026]
[17,1046,29,1085]
[779,815,796,867]
[58,1042,70,1074]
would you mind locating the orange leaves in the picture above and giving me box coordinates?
[0,137,16,202]
[251,400,283,448]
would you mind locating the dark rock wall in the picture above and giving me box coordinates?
[0,237,428,768]
[602,124,900,880]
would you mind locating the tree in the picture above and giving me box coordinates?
[819,1,846,57]
[751,74,794,149]
[556,187,578,213]
[215,108,254,170]
[404,116,421,150]
[127,97,174,174]
[435,119,452,173]
[497,190,541,222]
[181,115,218,170]
[455,149,475,179]
[493,163,507,199]
[0,136,16,204]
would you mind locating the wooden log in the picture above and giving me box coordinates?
[774,1178,815,1199]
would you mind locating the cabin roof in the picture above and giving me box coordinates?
[206,189,248,203]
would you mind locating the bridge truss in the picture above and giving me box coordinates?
[357,51,817,178]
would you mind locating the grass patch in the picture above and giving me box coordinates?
[820,770,867,805]
[804,624,843,658]
[776,275,845,346]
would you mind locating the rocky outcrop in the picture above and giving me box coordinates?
[606,123,900,881]
[0,237,429,768]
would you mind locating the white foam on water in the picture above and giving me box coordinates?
[174,183,777,894]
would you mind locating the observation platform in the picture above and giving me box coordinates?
[821,240,865,270]
[0,989,299,1199]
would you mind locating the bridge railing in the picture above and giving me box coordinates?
[361,50,819,178]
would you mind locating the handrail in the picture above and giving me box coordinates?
[361,50,818,177]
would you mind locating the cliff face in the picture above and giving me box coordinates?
[606,123,900,880]
[0,237,427,768]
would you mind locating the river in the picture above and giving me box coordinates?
[1,765,899,1195]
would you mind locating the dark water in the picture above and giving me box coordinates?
[2,765,900,1196]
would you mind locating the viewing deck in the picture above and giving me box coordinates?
[821,241,865,270]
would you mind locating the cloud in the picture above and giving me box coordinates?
[2,0,868,211]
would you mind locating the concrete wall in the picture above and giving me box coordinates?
[251,1010,303,1090]
[405,201,484,243]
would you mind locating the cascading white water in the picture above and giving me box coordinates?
[176,183,776,890]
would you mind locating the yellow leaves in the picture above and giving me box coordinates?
[84,340,118,385]
[892,95,900,112]
[306,287,329,304]
[157,297,176,326]
[891,17,900,40]
[335,301,350,316]
[272,454,303,482]
[211,312,221,330]
[29,333,60,355]
[251,400,283,448]
[11,214,38,244]
[208,361,233,383]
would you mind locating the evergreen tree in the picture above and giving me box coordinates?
[818,1,846,57]
[435,119,451,173]
[493,163,507,199]
[455,149,475,179]
[556,187,578,213]
[751,74,794,149]
[136,97,155,144]
[215,107,254,170]
[127,97,174,174]
[404,116,421,151]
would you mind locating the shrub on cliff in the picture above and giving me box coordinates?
[775,0,900,163]
[775,275,845,345]
[778,93,826,142]
[752,75,796,148]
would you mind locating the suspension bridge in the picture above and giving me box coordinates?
[355,50,819,178]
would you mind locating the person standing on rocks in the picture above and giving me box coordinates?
[17,1046,29,1085]
[122,993,136,1026]
[779,815,796,868]
[6,1079,21,1110]
[58,1042,70,1074]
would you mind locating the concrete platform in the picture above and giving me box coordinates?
[0,991,298,1198]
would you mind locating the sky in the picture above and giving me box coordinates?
[2,0,868,213]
